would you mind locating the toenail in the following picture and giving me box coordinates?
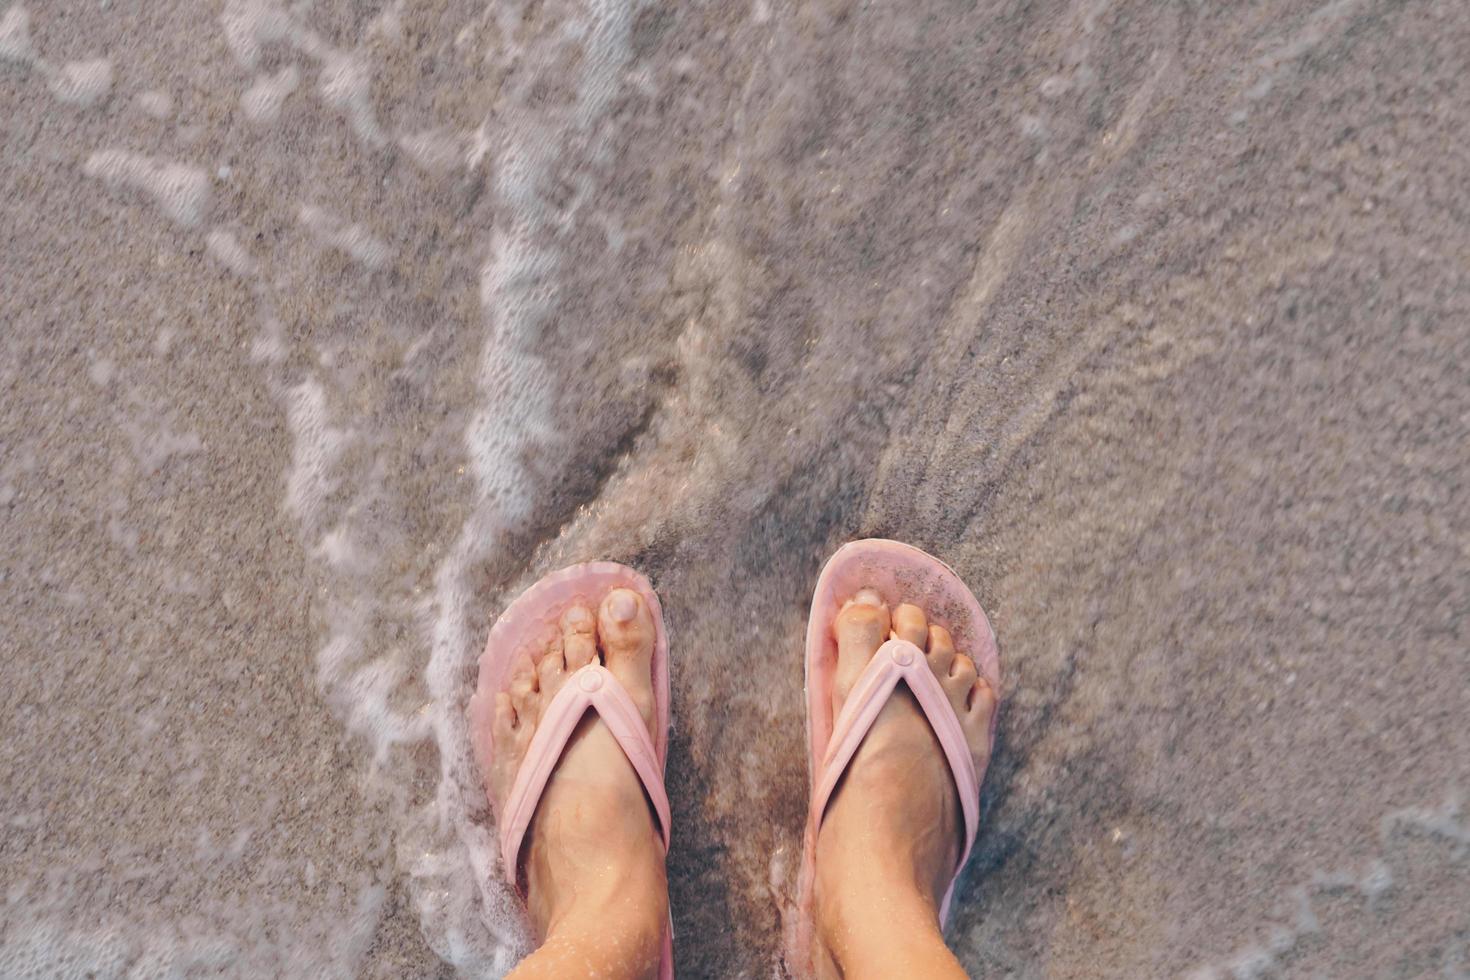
[892,644,915,666]
[578,668,604,692]
[562,606,593,629]
[608,591,638,623]
[854,588,883,607]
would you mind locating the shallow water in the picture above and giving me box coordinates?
[2,0,1468,976]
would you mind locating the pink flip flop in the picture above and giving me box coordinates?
[467,561,675,980]
[790,539,1001,975]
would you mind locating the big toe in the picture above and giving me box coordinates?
[833,589,890,707]
[597,588,657,727]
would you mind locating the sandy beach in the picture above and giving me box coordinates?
[2,0,1467,975]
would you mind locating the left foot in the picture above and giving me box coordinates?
[489,587,667,979]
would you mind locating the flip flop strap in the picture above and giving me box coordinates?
[498,663,671,885]
[810,638,981,921]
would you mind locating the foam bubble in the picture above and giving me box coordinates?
[1233,0,1361,122]
[298,204,391,270]
[410,0,653,968]
[241,65,299,123]
[398,128,467,173]
[83,150,210,227]
[0,881,389,979]
[121,401,203,475]
[159,565,203,595]
[315,523,370,572]
[219,0,295,69]
[367,0,403,42]
[136,89,174,119]
[283,377,351,526]
[316,50,384,146]
[205,228,258,276]
[0,4,33,64]
[314,607,431,759]
[195,0,655,971]
[249,316,286,364]
[1189,792,1468,976]
[45,58,112,106]
[465,123,493,169]
[221,1,384,145]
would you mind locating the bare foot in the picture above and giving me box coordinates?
[813,590,997,980]
[489,588,667,980]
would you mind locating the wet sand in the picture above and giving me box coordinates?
[2,0,1467,976]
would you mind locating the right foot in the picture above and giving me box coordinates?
[813,590,997,979]
[489,588,668,980]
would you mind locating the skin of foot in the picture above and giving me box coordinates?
[813,589,998,980]
[489,588,668,980]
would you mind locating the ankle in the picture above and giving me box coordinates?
[523,779,669,937]
[532,858,669,958]
[519,901,667,980]
[817,875,953,978]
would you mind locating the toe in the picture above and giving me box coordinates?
[965,676,998,771]
[597,588,655,663]
[536,635,566,691]
[561,604,598,670]
[509,656,538,722]
[946,654,978,714]
[967,675,997,720]
[835,589,890,645]
[893,603,928,648]
[489,691,520,808]
[562,615,597,670]
[596,588,658,730]
[834,589,890,703]
[926,624,955,676]
[494,691,517,735]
